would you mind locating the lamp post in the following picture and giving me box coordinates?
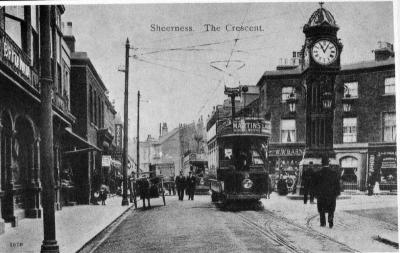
[136,91,140,178]
[39,5,59,253]
[121,38,130,206]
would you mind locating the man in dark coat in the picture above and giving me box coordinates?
[302,167,315,204]
[175,171,186,201]
[314,165,341,228]
[186,171,196,200]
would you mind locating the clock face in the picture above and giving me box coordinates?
[311,40,338,65]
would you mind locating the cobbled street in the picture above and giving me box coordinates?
[89,195,378,253]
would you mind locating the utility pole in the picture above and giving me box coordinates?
[39,5,59,253]
[136,91,140,177]
[121,38,130,206]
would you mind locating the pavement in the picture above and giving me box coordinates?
[262,193,399,252]
[0,195,133,253]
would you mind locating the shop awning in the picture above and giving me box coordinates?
[63,128,102,154]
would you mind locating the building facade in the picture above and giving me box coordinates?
[64,22,117,204]
[258,43,395,192]
[0,6,79,233]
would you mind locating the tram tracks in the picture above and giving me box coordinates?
[236,213,304,253]
[236,210,358,253]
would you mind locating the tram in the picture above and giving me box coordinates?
[208,113,271,203]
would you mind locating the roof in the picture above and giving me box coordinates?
[158,127,180,144]
[261,57,394,79]
[71,52,108,92]
[341,57,395,72]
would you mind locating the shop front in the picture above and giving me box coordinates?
[368,143,397,192]
[268,143,305,192]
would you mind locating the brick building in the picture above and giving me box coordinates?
[64,22,117,204]
[257,43,395,191]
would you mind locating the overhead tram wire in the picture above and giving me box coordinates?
[137,34,267,56]
[225,3,251,68]
[134,56,220,82]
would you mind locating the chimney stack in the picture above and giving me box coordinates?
[374,41,394,61]
[63,22,76,52]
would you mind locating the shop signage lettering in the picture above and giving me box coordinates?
[3,41,30,80]
[102,155,111,167]
[115,124,123,151]
[233,118,271,134]
[269,148,304,157]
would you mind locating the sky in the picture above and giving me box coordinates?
[61,1,395,141]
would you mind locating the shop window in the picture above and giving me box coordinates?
[379,156,397,187]
[281,87,295,102]
[340,157,358,184]
[281,119,296,143]
[343,118,357,143]
[383,112,396,142]
[344,82,358,98]
[384,77,395,94]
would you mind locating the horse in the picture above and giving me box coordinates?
[136,178,151,208]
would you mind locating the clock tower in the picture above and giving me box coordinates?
[300,3,343,169]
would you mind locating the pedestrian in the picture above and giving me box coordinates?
[175,171,186,201]
[186,171,196,200]
[99,184,108,205]
[302,166,315,204]
[267,174,273,199]
[367,172,374,196]
[314,165,341,228]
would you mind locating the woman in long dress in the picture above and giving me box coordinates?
[373,181,381,195]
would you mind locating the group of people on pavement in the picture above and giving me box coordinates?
[302,160,341,229]
[175,170,197,201]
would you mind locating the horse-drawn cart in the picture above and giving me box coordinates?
[130,172,166,209]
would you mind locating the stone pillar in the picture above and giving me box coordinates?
[25,138,41,218]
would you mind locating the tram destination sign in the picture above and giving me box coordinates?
[232,118,271,134]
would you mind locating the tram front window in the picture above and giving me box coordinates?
[219,141,266,170]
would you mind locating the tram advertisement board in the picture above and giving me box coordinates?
[232,118,271,134]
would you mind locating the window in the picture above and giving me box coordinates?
[344,82,358,98]
[5,6,25,50]
[383,112,396,142]
[57,63,62,94]
[30,6,39,68]
[343,118,357,143]
[384,77,395,94]
[281,87,295,102]
[89,87,93,122]
[281,119,296,143]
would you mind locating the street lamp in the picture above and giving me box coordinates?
[321,91,333,110]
